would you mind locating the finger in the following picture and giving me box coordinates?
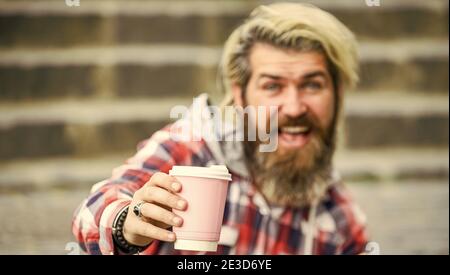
[144,186,187,210]
[129,218,176,242]
[148,172,182,193]
[140,202,183,227]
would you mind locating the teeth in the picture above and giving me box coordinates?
[281,126,310,134]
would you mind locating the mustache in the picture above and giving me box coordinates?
[278,113,319,129]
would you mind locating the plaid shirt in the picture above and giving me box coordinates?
[72,96,368,255]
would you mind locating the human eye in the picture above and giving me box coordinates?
[302,81,324,92]
[262,82,282,92]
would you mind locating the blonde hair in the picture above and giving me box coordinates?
[219,3,359,106]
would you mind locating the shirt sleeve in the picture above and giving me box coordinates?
[71,126,197,255]
[340,205,369,255]
[330,183,370,255]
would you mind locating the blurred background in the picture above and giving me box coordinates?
[0,0,448,254]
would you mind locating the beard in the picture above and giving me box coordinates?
[243,109,337,208]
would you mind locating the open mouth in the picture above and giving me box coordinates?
[278,125,312,148]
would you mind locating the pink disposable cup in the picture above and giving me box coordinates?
[169,165,232,252]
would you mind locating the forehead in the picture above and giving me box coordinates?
[249,43,328,77]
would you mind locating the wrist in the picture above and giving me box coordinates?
[112,206,148,254]
[122,226,154,248]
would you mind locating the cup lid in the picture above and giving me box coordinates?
[174,240,218,252]
[169,165,232,181]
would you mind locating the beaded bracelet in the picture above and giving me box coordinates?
[112,206,148,254]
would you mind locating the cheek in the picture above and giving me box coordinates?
[246,85,265,106]
[245,86,280,126]
[308,93,335,128]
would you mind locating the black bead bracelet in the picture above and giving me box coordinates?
[112,206,148,254]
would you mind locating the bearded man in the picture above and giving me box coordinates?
[73,3,368,255]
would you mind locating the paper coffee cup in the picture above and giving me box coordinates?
[169,165,232,252]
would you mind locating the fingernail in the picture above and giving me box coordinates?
[171,182,180,191]
[167,233,176,241]
[172,216,182,225]
[177,200,186,209]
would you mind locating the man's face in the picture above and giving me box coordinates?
[232,43,337,206]
[235,43,335,150]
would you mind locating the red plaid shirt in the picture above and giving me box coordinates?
[72,96,368,255]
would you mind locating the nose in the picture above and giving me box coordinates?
[281,87,307,117]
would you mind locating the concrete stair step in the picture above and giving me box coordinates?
[343,92,449,148]
[0,147,447,193]
[0,98,189,160]
[335,148,449,182]
[0,93,448,159]
[0,0,447,47]
[0,41,448,101]
[0,154,128,193]
[348,181,449,255]
[0,45,220,101]
[0,188,88,254]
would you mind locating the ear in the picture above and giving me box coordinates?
[231,83,244,107]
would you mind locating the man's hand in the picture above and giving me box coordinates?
[122,172,187,246]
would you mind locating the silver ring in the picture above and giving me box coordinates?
[133,201,145,218]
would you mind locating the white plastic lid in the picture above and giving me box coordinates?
[174,239,218,252]
[169,165,232,181]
